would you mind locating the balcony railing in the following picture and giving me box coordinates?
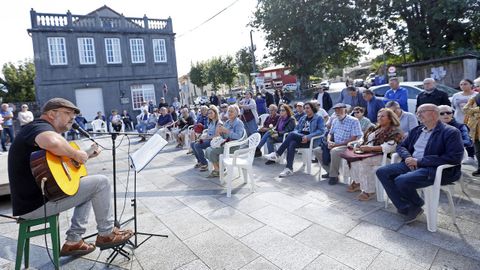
[29,9,173,33]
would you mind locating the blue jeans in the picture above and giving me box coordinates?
[376,162,433,212]
[1,126,14,150]
[244,119,258,136]
[276,132,308,170]
[191,140,211,165]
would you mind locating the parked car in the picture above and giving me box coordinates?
[282,83,297,92]
[353,79,364,87]
[365,73,376,88]
[370,81,459,114]
[319,81,330,90]
[194,96,209,105]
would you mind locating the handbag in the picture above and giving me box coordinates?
[339,148,382,163]
[242,109,254,122]
[210,136,226,149]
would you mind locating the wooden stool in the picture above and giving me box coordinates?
[16,214,60,270]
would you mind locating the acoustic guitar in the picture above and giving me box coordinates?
[30,142,92,201]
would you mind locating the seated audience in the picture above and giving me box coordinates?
[258,104,296,163]
[191,106,222,171]
[94,111,106,121]
[294,102,305,121]
[464,94,480,176]
[174,108,195,148]
[385,101,418,136]
[363,89,385,123]
[155,107,174,140]
[264,102,325,177]
[110,109,123,132]
[258,104,280,136]
[376,104,464,223]
[205,105,245,178]
[169,106,178,122]
[136,109,151,135]
[239,91,259,136]
[121,110,133,131]
[344,109,403,201]
[313,103,363,185]
[219,103,229,122]
[353,107,374,132]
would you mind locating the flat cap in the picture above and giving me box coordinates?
[332,103,347,109]
[42,98,80,114]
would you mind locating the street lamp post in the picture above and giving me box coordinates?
[250,30,257,91]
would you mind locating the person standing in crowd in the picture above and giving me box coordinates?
[416,78,451,111]
[344,108,403,201]
[263,88,275,108]
[337,80,354,105]
[451,79,477,124]
[377,104,463,223]
[9,98,133,256]
[0,113,3,148]
[346,87,367,110]
[239,91,258,136]
[313,86,333,112]
[1,103,14,152]
[438,105,476,165]
[274,89,290,106]
[383,78,408,112]
[192,105,221,171]
[205,105,245,178]
[209,92,220,106]
[464,94,480,176]
[18,104,34,127]
[172,97,181,111]
[385,101,418,137]
[294,102,305,121]
[264,102,325,177]
[353,107,374,133]
[148,100,155,113]
[363,89,385,123]
[158,98,168,109]
[255,104,279,157]
[255,92,267,115]
[313,103,363,185]
[121,110,133,131]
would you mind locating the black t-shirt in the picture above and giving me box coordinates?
[8,119,55,216]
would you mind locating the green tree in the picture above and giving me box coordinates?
[1,60,36,102]
[252,0,364,88]
[360,0,480,61]
[189,62,207,96]
[220,56,237,90]
[204,56,237,91]
[235,47,257,85]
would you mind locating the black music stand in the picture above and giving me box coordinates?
[123,133,169,247]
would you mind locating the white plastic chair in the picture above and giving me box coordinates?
[258,113,269,127]
[221,133,261,197]
[297,135,323,174]
[91,119,107,136]
[183,125,194,149]
[219,131,247,185]
[109,121,125,133]
[388,153,459,232]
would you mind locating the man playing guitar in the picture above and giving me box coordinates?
[8,98,133,257]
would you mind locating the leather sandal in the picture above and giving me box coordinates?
[357,192,375,201]
[60,240,96,257]
[95,228,133,250]
[347,182,361,193]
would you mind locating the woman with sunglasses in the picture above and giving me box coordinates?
[451,79,477,124]
[352,106,374,133]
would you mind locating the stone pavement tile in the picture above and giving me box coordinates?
[255,192,308,212]
[174,171,224,189]
[249,205,312,236]
[159,207,215,240]
[329,199,383,219]
[303,254,353,270]
[347,222,438,268]
[143,173,192,191]
[366,251,424,270]
[177,195,227,215]
[0,257,12,269]
[176,259,210,270]
[430,248,480,270]
[217,194,270,214]
[414,210,480,241]
[239,256,280,270]
[398,222,480,261]
[295,224,380,270]
[446,199,480,224]
[293,203,359,234]
[204,206,264,238]
[360,209,405,231]
[184,228,259,270]
[140,196,185,216]
[240,226,320,270]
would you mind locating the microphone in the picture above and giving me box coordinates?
[71,122,91,139]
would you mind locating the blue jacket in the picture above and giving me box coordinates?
[396,121,464,183]
[366,96,385,123]
[256,97,267,115]
[384,87,408,112]
[294,114,325,148]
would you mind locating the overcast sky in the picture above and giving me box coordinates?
[0,0,266,76]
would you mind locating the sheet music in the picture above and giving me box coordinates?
[129,134,168,172]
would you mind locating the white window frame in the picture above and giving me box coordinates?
[129,38,145,63]
[104,38,122,64]
[47,37,68,65]
[131,84,155,110]
[77,37,96,65]
[152,39,167,63]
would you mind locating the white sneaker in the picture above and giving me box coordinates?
[462,157,477,166]
[264,152,279,162]
[279,168,293,177]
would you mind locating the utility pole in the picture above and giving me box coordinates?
[250,30,257,91]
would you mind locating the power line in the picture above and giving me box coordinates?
[177,0,242,38]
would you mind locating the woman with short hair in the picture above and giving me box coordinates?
[239,91,259,136]
[192,105,222,171]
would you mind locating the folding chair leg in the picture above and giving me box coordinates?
[446,186,456,224]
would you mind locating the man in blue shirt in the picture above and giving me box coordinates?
[384,78,408,112]
[363,89,385,123]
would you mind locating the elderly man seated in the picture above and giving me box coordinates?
[313,103,363,185]
[385,101,418,136]
[376,104,464,224]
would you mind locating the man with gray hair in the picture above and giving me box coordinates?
[384,77,408,112]
[376,103,463,224]
[385,101,418,136]
[416,78,451,111]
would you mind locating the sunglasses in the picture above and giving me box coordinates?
[279,109,286,112]
[440,111,453,115]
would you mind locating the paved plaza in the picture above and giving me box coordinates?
[0,136,480,269]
